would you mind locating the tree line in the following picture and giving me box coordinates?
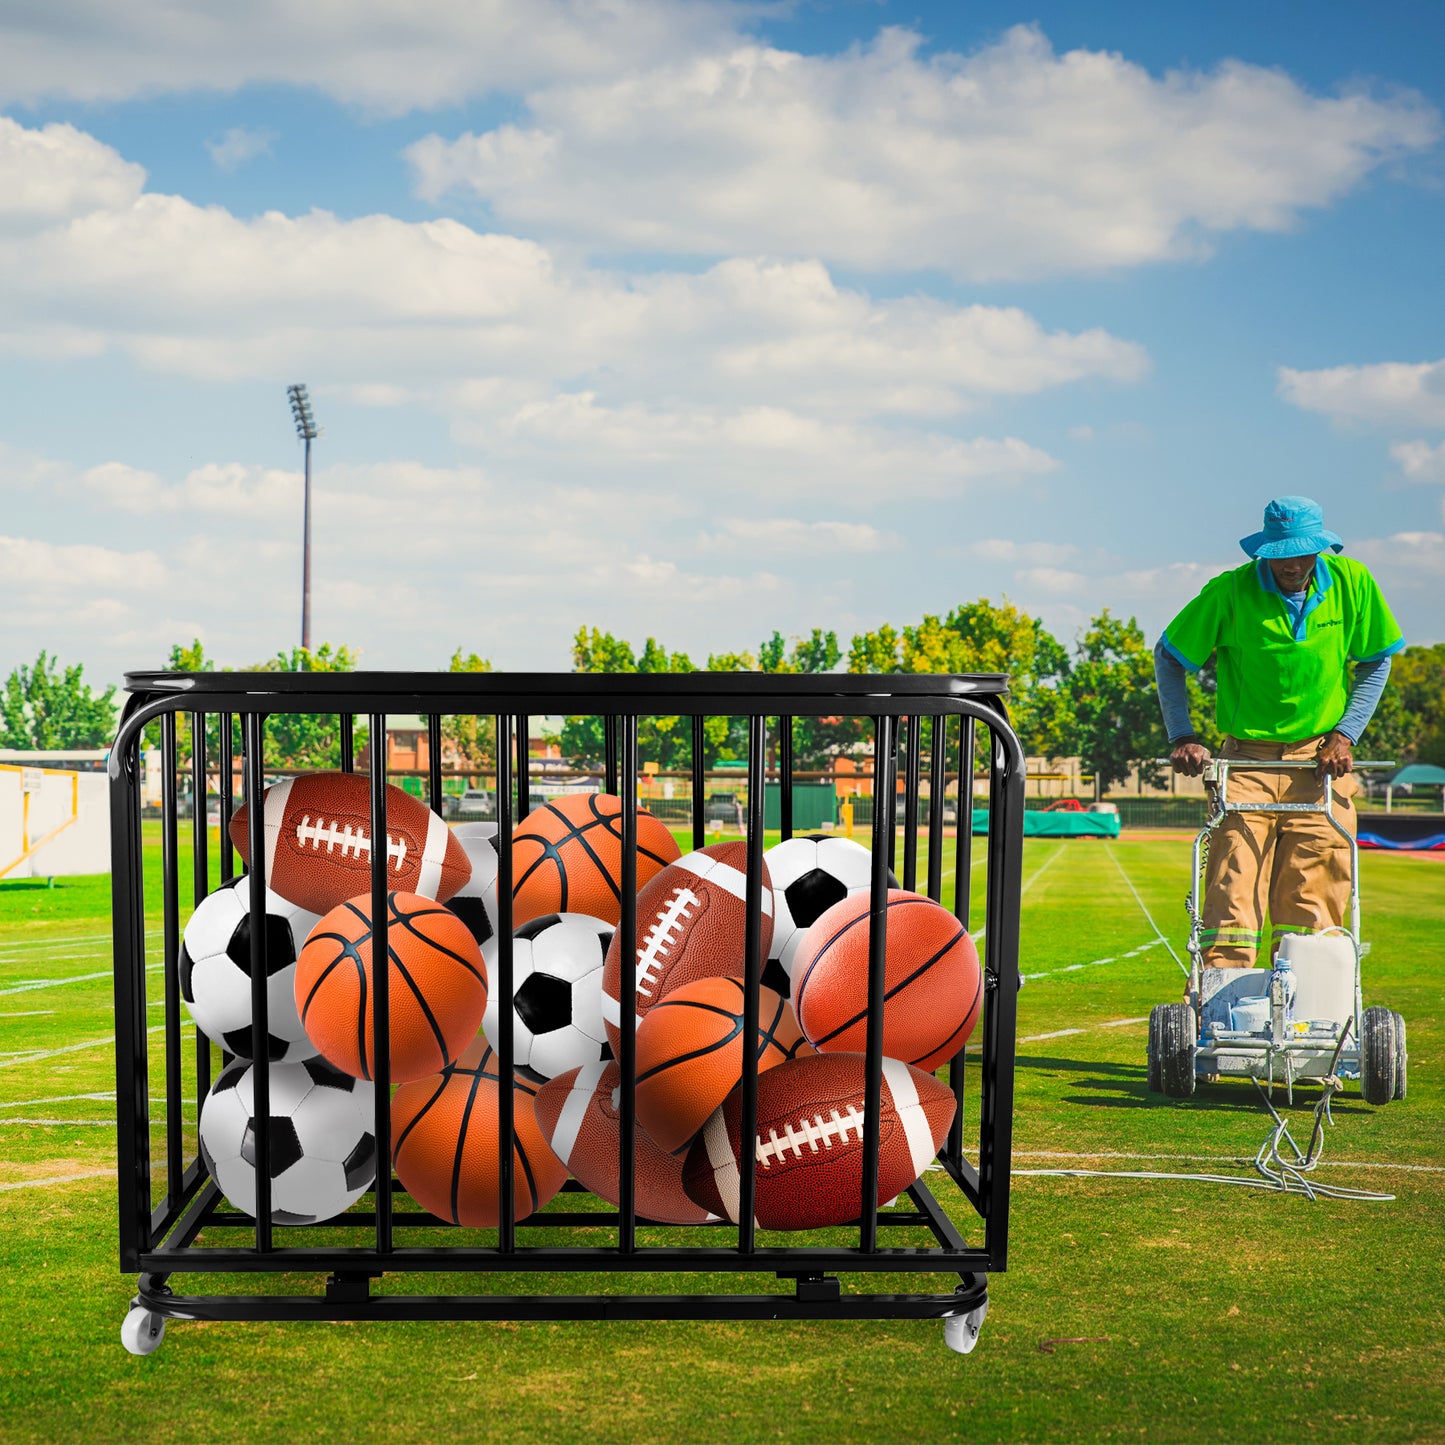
[4,604,1442,789]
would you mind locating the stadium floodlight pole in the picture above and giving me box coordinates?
[286,383,319,653]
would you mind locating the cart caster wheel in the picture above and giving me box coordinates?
[122,1306,165,1356]
[1361,1006,1398,1107]
[1392,1011,1407,1101]
[943,1299,988,1355]
[1157,1003,1195,1098]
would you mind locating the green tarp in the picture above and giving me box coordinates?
[971,808,1120,838]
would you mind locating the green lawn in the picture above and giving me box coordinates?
[0,826,1441,1444]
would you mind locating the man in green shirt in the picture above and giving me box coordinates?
[1154,496,1403,967]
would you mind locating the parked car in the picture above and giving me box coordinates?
[704,792,742,824]
[444,788,496,821]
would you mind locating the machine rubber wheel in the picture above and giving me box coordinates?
[1392,1010,1408,1101]
[121,1306,165,1356]
[1159,1003,1196,1098]
[943,1298,988,1355]
[1360,1006,1398,1107]
[1146,1006,1166,1093]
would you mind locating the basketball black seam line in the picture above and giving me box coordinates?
[449,1065,486,1224]
[390,907,488,986]
[354,944,371,1082]
[519,807,623,906]
[390,945,453,1069]
[635,1017,747,1085]
[393,1073,450,1160]
[297,932,365,1022]
[791,895,932,1017]
[909,975,981,1069]
[807,928,966,1052]
[513,1134,541,1218]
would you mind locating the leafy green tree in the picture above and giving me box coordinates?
[440,648,495,774]
[255,643,363,770]
[564,629,700,768]
[1,651,117,750]
[1065,611,1168,797]
[1388,643,1445,765]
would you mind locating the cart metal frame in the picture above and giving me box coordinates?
[111,671,1024,1351]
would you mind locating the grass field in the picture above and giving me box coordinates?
[0,826,1442,1444]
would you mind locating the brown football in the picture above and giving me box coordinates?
[681,1052,955,1231]
[230,772,470,915]
[600,843,773,1056]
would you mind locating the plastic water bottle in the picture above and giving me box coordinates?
[1270,953,1296,1039]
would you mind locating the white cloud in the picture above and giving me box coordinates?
[1278,358,1445,429]
[1390,439,1445,482]
[697,518,898,555]
[1015,565,1087,594]
[0,0,738,113]
[0,117,1145,425]
[1354,529,1445,575]
[0,117,144,233]
[969,539,1078,565]
[409,25,1439,279]
[206,127,277,172]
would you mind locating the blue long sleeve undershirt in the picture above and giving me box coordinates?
[1153,640,1393,745]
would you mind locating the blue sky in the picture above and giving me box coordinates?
[2,1,1442,689]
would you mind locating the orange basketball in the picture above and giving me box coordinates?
[635,978,814,1154]
[295,891,488,1084]
[391,1039,566,1227]
[511,793,680,928]
[791,889,981,1073]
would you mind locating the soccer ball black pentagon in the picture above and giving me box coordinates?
[178,876,320,1060]
[481,912,613,1080]
[448,822,501,949]
[763,835,899,995]
[197,1056,376,1225]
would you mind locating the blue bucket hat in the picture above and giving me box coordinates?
[1239,495,1344,559]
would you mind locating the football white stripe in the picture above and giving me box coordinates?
[883,1057,936,1177]
[260,776,293,883]
[599,989,643,1035]
[703,1107,750,1226]
[417,811,449,899]
[674,852,773,915]
[549,1062,607,1166]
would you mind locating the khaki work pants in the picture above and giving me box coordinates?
[1200,736,1358,968]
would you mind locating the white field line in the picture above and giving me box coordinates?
[1004,1150,1445,1175]
[0,1022,167,1069]
[0,960,162,998]
[0,1092,115,1109]
[1106,842,1188,974]
[975,841,1064,947]
[1022,937,1165,982]
[0,1169,112,1194]
[0,931,111,951]
[0,1119,119,1126]
[0,1010,56,1018]
[1019,1017,1149,1045]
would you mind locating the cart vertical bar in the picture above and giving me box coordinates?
[369,712,393,1254]
[778,715,793,842]
[160,713,184,1208]
[190,709,212,1105]
[605,715,619,797]
[428,715,443,816]
[691,715,706,851]
[902,715,921,892]
[341,714,355,773]
[495,714,516,1253]
[948,717,975,1163]
[219,712,235,883]
[978,715,1022,1268]
[860,713,897,1251]
[112,724,151,1270]
[618,715,639,1253]
[243,712,273,1251]
[736,714,766,1252]
[926,714,946,904]
[516,714,531,819]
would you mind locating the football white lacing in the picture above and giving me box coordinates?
[635,887,698,999]
[294,815,408,872]
[755,1105,865,1168]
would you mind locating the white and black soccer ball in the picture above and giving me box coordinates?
[179,876,320,1061]
[763,834,898,997]
[482,912,614,1080]
[447,822,501,950]
[198,1056,377,1225]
